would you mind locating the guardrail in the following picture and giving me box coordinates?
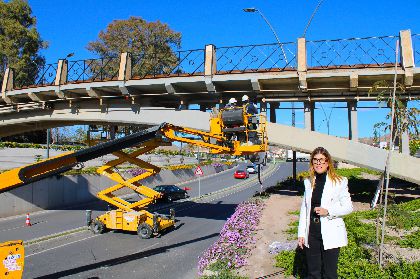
[131,49,205,79]
[413,34,420,66]
[2,32,419,90]
[307,35,399,69]
[14,63,58,89]
[67,57,120,83]
[215,42,297,74]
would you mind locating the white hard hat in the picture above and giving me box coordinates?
[242,95,249,102]
[228,97,237,104]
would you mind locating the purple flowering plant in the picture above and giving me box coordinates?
[197,199,265,275]
[127,168,148,177]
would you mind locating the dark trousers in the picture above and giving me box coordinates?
[305,225,340,279]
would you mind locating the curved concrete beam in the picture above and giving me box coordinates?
[267,122,420,184]
[0,102,210,137]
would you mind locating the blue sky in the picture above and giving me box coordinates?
[28,0,419,138]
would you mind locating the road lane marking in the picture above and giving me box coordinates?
[26,235,99,258]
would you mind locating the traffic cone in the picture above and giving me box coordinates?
[25,213,32,226]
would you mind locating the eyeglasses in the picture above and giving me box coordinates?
[312,158,328,164]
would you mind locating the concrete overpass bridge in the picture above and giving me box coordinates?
[0,30,419,183]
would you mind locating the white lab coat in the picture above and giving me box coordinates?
[298,175,353,250]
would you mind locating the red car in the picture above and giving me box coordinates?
[234,169,249,179]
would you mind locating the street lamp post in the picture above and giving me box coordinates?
[243,7,288,64]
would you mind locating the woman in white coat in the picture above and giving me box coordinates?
[297,147,353,279]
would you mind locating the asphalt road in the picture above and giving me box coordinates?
[0,162,308,279]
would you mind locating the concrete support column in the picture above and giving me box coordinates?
[54,59,68,99]
[297,37,307,91]
[399,30,415,86]
[401,100,410,155]
[304,101,314,131]
[1,68,14,104]
[260,100,267,114]
[204,44,216,76]
[54,59,68,85]
[118,52,132,81]
[109,126,117,140]
[204,44,217,93]
[347,101,358,141]
[269,102,279,123]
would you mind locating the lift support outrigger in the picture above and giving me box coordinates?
[0,106,267,278]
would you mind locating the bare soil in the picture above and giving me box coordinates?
[237,194,301,279]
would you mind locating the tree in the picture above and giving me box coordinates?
[369,80,419,153]
[86,16,181,78]
[0,0,46,87]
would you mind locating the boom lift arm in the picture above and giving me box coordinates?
[0,107,268,277]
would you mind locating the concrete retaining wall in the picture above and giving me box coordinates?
[0,164,233,218]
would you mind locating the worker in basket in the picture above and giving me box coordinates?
[242,95,259,144]
[225,97,238,109]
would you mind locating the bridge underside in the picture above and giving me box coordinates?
[0,102,211,137]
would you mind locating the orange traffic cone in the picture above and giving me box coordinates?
[25,213,32,226]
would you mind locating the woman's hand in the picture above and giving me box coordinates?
[298,237,305,249]
[314,207,329,216]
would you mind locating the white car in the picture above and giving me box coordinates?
[246,165,257,174]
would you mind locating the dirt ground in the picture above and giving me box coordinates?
[237,173,419,279]
[237,194,301,279]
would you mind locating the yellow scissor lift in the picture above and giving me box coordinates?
[0,106,267,277]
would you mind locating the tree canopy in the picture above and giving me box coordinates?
[87,16,182,78]
[0,0,46,87]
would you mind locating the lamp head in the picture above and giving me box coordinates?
[243,8,257,13]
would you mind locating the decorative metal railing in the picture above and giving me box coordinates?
[413,34,420,66]
[307,35,399,69]
[67,57,120,83]
[14,63,58,89]
[5,33,420,89]
[215,42,296,74]
[131,49,204,79]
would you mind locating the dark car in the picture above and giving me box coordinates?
[234,169,249,179]
[153,185,189,202]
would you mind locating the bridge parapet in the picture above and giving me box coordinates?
[1,30,416,91]
[1,30,419,107]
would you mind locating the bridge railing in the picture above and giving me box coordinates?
[14,63,58,89]
[413,34,420,66]
[2,31,419,91]
[131,49,205,79]
[67,57,120,83]
[215,42,297,74]
[307,35,400,69]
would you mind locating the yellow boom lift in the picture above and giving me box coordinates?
[0,106,267,277]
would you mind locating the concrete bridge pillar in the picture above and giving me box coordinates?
[260,100,267,114]
[269,102,279,123]
[1,68,14,104]
[304,101,315,131]
[109,126,117,140]
[347,101,358,141]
